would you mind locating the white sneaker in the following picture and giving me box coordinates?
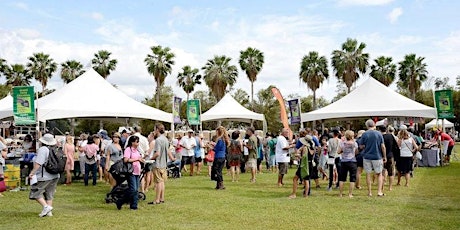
[47,211,53,217]
[39,206,53,217]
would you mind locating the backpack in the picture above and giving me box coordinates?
[228,140,242,162]
[44,146,67,174]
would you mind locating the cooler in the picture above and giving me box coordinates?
[4,164,21,189]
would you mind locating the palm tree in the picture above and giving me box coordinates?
[370,56,397,86]
[26,52,57,91]
[299,51,329,110]
[398,54,428,100]
[0,58,6,74]
[331,38,369,93]
[91,50,117,79]
[239,47,264,109]
[177,65,201,101]
[202,55,238,101]
[60,60,85,84]
[144,45,175,108]
[4,64,32,86]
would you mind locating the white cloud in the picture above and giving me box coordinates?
[15,28,41,39]
[90,12,104,21]
[12,2,29,10]
[391,35,422,45]
[337,0,394,6]
[388,7,403,23]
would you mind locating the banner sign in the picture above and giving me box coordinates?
[434,90,454,119]
[13,86,36,125]
[271,87,292,140]
[173,96,182,124]
[288,99,301,124]
[187,99,201,125]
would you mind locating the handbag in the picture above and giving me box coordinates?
[121,148,134,175]
[415,151,422,160]
[121,161,133,175]
[110,147,133,175]
[205,150,215,162]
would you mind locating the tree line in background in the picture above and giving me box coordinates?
[0,38,459,135]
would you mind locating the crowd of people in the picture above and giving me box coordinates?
[0,119,456,217]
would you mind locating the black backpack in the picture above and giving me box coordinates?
[43,146,67,174]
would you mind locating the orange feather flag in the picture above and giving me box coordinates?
[271,87,292,140]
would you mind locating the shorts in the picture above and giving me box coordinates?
[356,154,363,168]
[29,178,59,201]
[99,157,106,168]
[246,158,257,169]
[278,162,289,175]
[269,155,276,167]
[295,166,310,180]
[396,157,412,174]
[182,156,195,165]
[363,159,383,174]
[153,168,167,183]
[339,161,357,182]
[144,163,154,172]
[384,157,395,176]
[257,158,262,167]
[195,157,203,163]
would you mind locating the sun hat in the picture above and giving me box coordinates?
[98,130,111,140]
[400,125,408,130]
[39,133,57,146]
[187,129,194,133]
[357,130,365,138]
[112,132,121,138]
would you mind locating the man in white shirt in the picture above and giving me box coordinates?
[276,128,294,187]
[180,130,197,176]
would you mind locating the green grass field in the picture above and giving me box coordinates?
[1,157,460,230]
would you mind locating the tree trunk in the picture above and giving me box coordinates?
[156,85,160,109]
[312,90,317,130]
[251,82,254,127]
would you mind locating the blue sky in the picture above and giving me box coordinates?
[0,0,458,102]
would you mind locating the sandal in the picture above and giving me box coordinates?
[147,201,161,205]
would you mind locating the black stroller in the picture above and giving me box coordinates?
[167,160,181,179]
[105,162,147,204]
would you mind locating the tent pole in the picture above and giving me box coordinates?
[171,96,175,141]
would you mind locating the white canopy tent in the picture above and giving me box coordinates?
[425,119,454,129]
[0,94,13,120]
[37,68,172,122]
[301,77,437,122]
[201,94,266,130]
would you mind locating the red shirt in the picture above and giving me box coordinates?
[440,133,455,147]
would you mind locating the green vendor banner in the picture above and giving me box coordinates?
[187,99,201,125]
[434,89,454,119]
[13,86,36,125]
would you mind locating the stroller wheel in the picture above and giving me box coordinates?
[138,192,146,201]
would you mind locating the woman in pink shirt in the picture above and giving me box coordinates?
[64,135,75,185]
[80,135,99,186]
[116,136,145,210]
